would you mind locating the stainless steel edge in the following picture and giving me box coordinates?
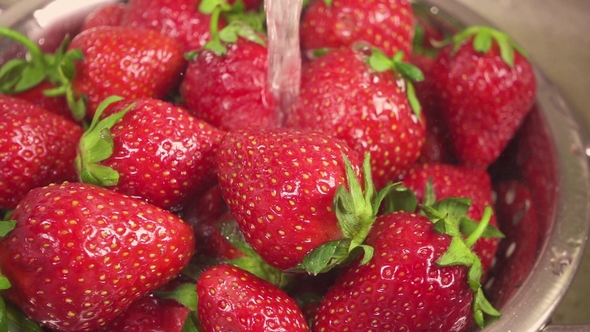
[419,1,590,331]
[0,0,52,27]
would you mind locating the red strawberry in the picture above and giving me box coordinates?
[410,54,454,163]
[313,206,500,331]
[68,26,186,117]
[286,47,426,189]
[8,81,75,122]
[431,26,536,169]
[197,264,309,331]
[76,97,225,211]
[515,107,557,240]
[180,18,279,131]
[488,180,539,308]
[96,294,190,332]
[217,128,392,271]
[399,162,500,273]
[300,0,414,58]
[121,0,222,53]
[0,95,83,209]
[0,182,195,331]
[81,3,127,31]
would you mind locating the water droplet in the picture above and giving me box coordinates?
[566,237,583,247]
[550,247,572,275]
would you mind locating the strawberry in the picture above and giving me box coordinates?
[121,0,222,53]
[488,180,539,308]
[81,3,127,31]
[286,46,426,189]
[0,181,195,331]
[313,199,501,331]
[217,128,394,271]
[180,5,278,131]
[76,97,225,211]
[399,162,501,273]
[0,95,83,210]
[300,0,414,58]
[96,293,190,332]
[68,26,186,117]
[431,26,536,169]
[180,36,279,131]
[196,264,309,331]
[515,108,557,240]
[410,53,454,163]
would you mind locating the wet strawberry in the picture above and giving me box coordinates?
[431,26,536,169]
[180,34,279,131]
[68,26,186,117]
[0,182,195,331]
[286,47,426,189]
[76,97,225,211]
[81,3,127,31]
[197,264,309,331]
[314,204,500,331]
[121,0,221,53]
[217,128,394,272]
[0,95,83,210]
[301,0,414,58]
[399,162,500,273]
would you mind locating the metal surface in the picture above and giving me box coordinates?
[1,1,590,331]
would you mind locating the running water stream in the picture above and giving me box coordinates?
[265,0,303,114]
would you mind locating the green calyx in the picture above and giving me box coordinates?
[367,49,424,120]
[196,0,265,57]
[294,153,398,275]
[219,218,294,288]
[420,196,504,328]
[451,25,529,68]
[75,96,135,187]
[0,27,86,121]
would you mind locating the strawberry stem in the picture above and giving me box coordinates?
[464,206,493,248]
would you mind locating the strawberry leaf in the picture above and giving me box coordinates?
[368,48,394,73]
[0,220,16,237]
[473,288,502,327]
[219,219,292,288]
[181,316,200,332]
[154,283,198,310]
[199,0,226,14]
[297,239,351,275]
[406,81,422,120]
[380,183,418,214]
[0,277,10,290]
[4,301,43,332]
[460,216,505,239]
[323,0,333,6]
[0,27,86,120]
[472,29,493,54]
[0,297,7,332]
[76,96,134,187]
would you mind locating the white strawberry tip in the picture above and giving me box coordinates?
[75,96,134,187]
[421,198,503,327]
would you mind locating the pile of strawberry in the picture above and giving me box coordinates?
[0,0,539,331]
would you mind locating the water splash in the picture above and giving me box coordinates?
[550,246,572,276]
[265,0,303,114]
